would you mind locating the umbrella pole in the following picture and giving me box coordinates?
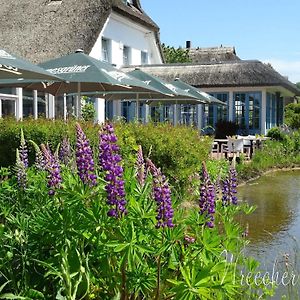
[77,82,81,119]
[63,93,67,121]
[33,90,38,120]
[136,93,139,122]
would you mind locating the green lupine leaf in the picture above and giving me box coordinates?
[114,243,130,252]
[0,281,11,293]
[0,295,27,300]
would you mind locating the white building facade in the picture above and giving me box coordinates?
[0,0,163,123]
[89,11,163,123]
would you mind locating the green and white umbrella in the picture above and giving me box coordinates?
[121,68,205,118]
[0,49,63,81]
[34,51,163,96]
[126,68,201,102]
[171,78,226,106]
[62,66,201,119]
[0,51,166,117]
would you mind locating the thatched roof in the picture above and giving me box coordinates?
[0,0,161,64]
[187,46,240,63]
[122,60,300,95]
[112,0,159,30]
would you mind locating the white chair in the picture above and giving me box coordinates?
[221,138,244,158]
[237,135,252,160]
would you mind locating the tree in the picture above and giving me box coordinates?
[284,103,300,129]
[161,43,191,63]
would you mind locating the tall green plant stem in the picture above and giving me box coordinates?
[155,254,161,300]
[155,231,165,300]
[121,262,127,300]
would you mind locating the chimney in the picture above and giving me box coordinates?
[186,41,191,49]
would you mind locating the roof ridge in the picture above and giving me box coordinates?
[123,60,262,68]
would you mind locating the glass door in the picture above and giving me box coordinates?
[234,92,261,135]
[0,95,17,118]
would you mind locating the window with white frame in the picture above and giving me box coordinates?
[123,46,131,66]
[101,38,110,62]
[141,51,148,64]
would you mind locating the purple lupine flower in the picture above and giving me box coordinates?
[184,235,196,245]
[99,123,127,218]
[15,149,27,189]
[199,162,215,228]
[136,145,146,187]
[41,144,62,196]
[59,137,72,165]
[146,158,174,229]
[222,167,238,206]
[75,123,97,186]
[19,129,28,168]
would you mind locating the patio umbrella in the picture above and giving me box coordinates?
[125,68,206,118]
[0,49,63,81]
[171,78,226,106]
[126,68,200,101]
[77,68,203,119]
[0,50,166,117]
[36,51,165,95]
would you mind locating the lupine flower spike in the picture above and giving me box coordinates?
[30,140,45,170]
[59,137,72,165]
[222,167,238,206]
[41,144,62,196]
[199,162,216,228]
[19,128,28,168]
[99,123,127,218]
[146,158,174,228]
[136,145,146,187]
[75,123,97,186]
[15,149,27,189]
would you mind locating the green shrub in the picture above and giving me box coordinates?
[285,103,300,129]
[0,118,72,167]
[237,131,300,181]
[114,122,212,187]
[267,127,286,141]
[81,102,96,122]
[0,119,212,188]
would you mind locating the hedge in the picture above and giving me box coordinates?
[0,118,212,187]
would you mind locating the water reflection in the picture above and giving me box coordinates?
[238,170,300,246]
[238,170,300,299]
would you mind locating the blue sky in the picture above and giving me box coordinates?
[141,0,300,83]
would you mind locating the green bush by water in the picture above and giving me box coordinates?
[237,129,300,181]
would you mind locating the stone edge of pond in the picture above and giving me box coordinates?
[238,166,300,187]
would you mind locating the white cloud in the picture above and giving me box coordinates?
[262,58,300,84]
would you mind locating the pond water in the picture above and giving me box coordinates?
[238,170,300,299]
